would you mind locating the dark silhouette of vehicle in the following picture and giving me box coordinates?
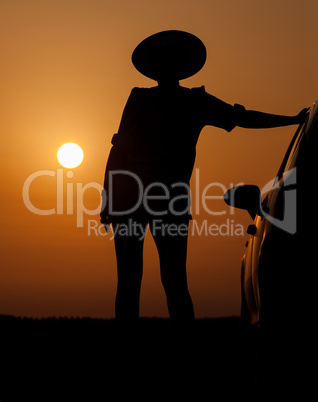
[224,102,316,384]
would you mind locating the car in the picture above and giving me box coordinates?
[223,101,317,384]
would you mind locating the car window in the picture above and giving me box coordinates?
[276,120,308,182]
[261,117,310,213]
[283,123,306,173]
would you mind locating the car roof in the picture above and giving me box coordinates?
[304,100,318,135]
[272,101,317,184]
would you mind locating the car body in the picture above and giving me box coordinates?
[224,102,317,384]
[224,102,317,339]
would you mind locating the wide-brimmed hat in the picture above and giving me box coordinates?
[132,30,207,81]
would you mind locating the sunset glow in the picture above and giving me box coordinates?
[1,0,317,320]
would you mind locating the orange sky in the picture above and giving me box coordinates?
[1,0,317,318]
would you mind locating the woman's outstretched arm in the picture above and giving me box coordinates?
[236,107,309,129]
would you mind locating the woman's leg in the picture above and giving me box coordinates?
[150,220,195,321]
[113,219,148,320]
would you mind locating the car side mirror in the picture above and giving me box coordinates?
[223,185,261,220]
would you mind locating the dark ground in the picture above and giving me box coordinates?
[0,314,308,401]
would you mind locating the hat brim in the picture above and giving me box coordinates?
[132,30,207,81]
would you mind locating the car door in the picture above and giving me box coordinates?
[242,118,309,327]
[256,117,310,327]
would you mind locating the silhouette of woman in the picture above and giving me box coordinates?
[100,30,308,321]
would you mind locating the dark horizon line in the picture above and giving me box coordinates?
[0,313,240,322]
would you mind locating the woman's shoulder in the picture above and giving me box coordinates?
[128,85,207,102]
[131,85,206,92]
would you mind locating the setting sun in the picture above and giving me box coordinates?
[57,143,84,168]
